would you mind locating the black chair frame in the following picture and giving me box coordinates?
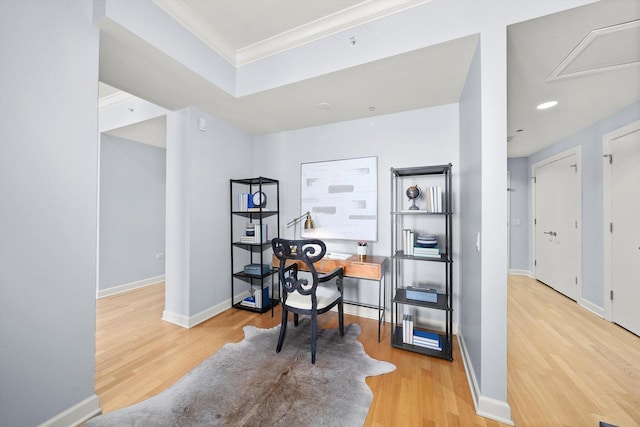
[272,238,344,364]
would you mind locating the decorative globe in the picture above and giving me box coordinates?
[406,185,421,210]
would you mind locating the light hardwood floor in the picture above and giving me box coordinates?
[508,275,640,427]
[95,276,640,426]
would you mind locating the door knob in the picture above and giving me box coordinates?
[543,231,557,237]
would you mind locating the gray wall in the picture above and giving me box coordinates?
[510,101,640,308]
[165,107,254,322]
[99,134,166,291]
[458,38,483,388]
[0,1,100,425]
[506,157,529,271]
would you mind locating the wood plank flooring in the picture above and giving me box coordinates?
[95,276,640,426]
[507,275,640,427]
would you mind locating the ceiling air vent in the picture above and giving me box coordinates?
[548,19,640,81]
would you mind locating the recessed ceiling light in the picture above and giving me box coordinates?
[318,102,331,110]
[536,101,558,110]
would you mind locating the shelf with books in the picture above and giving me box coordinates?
[391,327,451,358]
[390,164,453,361]
[230,177,280,315]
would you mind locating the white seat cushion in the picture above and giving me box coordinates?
[284,285,341,310]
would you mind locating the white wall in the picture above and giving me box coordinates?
[254,104,461,321]
[0,1,100,425]
[99,135,166,293]
[506,157,530,273]
[164,107,255,326]
[524,101,640,309]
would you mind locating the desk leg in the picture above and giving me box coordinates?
[377,276,384,342]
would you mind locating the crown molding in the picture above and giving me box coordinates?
[99,90,135,110]
[154,0,432,67]
[153,0,237,64]
[236,0,433,66]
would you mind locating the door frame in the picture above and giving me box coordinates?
[507,171,511,271]
[531,146,582,298]
[602,119,640,322]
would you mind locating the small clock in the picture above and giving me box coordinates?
[252,191,267,208]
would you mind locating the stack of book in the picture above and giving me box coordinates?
[412,329,442,351]
[240,286,270,309]
[401,314,442,351]
[237,193,253,211]
[402,314,414,343]
[424,186,443,213]
[240,223,268,244]
[402,229,415,255]
[413,234,440,258]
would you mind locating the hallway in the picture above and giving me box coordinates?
[508,275,640,426]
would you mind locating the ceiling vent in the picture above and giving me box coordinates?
[548,19,640,81]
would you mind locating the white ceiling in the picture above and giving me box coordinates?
[99,0,640,157]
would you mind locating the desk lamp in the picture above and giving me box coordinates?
[286,211,315,240]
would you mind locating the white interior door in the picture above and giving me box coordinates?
[610,128,640,335]
[534,151,581,301]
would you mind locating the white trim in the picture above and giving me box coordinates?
[457,333,514,425]
[96,275,165,299]
[602,120,640,322]
[579,298,604,318]
[37,395,101,427]
[154,0,432,66]
[236,0,432,66]
[98,90,135,110]
[162,298,230,329]
[548,20,640,81]
[531,146,582,301]
[508,269,533,277]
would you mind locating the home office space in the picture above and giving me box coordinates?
[2,0,639,426]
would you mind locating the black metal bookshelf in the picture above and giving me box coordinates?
[390,164,453,361]
[229,177,280,315]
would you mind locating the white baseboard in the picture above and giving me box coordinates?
[342,304,382,321]
[457,333,514,426]
[508,269,533,277]
[579,298,604,318]
[162,298,230,329]
[97,275,165,299]
[37,394,101,427]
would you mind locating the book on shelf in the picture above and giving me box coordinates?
[424,186,443,213]
[240,295,256,307]
[402,231,443,257]
[240,285,270,309]
[412,329,442,350]
[405,285,438,303]
[413,247,440,258]
[402,229,414,255]
[402,314,414,344]
[237,192,255,211]
[240,223,268,244]
[254,285,269,308]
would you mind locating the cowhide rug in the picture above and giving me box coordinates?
[85,319,395,426]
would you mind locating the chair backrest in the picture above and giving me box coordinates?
[272,238,326,301]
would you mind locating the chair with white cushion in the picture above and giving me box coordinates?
[272,238,344,364]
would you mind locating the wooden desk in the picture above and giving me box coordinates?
[272,254,388,341]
